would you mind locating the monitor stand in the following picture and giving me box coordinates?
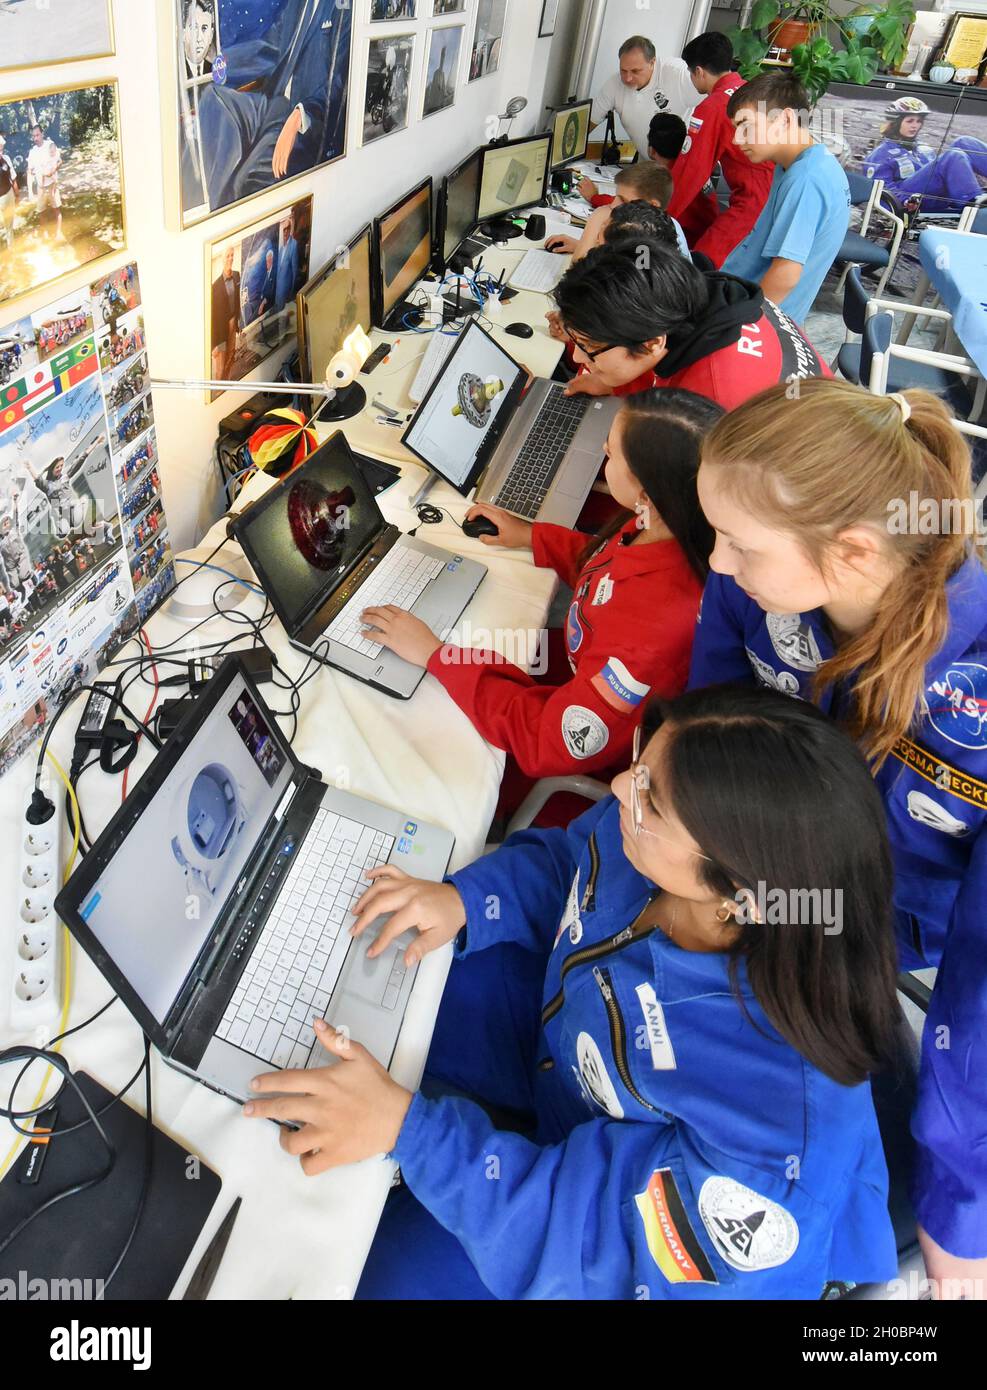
[481,218,524,242]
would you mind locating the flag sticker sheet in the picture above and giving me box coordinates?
[0,262,175,779]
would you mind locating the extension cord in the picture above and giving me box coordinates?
[8,766,63,1033]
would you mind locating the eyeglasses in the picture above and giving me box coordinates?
[629,725,711,861]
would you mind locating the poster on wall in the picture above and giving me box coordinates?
[370,0,418,18]
[423,26,463,118]
[0,261,176,781]
[0,80,125,310]
[432,1,466,14]
[0,0,115,75]
[469,0,507,81]
[363,34,415,145]
[206,194,313,401]
[166,0,353,229]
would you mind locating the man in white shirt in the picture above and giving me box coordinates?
[26,124,62,240]
[591,35,697,161]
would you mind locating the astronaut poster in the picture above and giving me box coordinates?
[168,0,353,229]
[816,82,987,294]
[0,261,174,780]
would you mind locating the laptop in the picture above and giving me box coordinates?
[231,432,486,700]
[54,656,455,1104]
[402,319,620,526]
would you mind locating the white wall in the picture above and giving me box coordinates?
[1,0,557,552]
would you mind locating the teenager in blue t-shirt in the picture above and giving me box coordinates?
[721,71,850,325]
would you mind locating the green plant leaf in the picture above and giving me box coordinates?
[751,0,781,29]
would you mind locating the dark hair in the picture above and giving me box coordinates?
[641,686,900,1086]
[554,237,708,353]
[31,124,43,134]
[615,160,672,207]
[726,70,811,123]
[682,31,733,74]
[604,201,680,251]
[620,35,656,62]
[580,388,719,582]
[648,112,687,161]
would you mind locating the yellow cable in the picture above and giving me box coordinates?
[0,753,78,1180]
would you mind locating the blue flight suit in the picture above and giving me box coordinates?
[688,552,987,1258]
[357,798,897,1299]
[866,136,987,212]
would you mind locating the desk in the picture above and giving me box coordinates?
[0,428,559,1298]
[898,228,987,378]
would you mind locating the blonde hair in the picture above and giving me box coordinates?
[703,378,980,768]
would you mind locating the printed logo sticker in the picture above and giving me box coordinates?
[906,790,969,837]
[928,664,987,750]
[562,705,609,760]
[573,1032,624,1118]
[634,983,677,1070]
[565,601,585,655]
[746,648,802,697]
[635,1169,718,1285]
[698,1176,799,1273]
[554,872,581,950]
[765,613,822,672]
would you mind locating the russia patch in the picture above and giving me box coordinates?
[591,657,651,714]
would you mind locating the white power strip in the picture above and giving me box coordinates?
[8,766,64,1034]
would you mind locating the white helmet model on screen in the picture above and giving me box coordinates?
[171,761,249,900]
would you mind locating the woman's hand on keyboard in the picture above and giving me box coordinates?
[361,605,442,667]
[465,504,533,550]
[350,865,467,967]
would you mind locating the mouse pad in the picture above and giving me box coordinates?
[0,1071,222,1300]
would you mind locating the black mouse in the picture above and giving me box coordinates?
[505,322,534,339]
[463,515,500,539]
[546,238,568,252]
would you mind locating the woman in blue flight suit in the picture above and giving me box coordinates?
[688,377,987,1297]
[244,685,901,1300]
[866,96,987,212]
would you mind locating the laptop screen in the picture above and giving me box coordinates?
[234,435,382,632]
[77,671,294,1025]
[403,321,523,490]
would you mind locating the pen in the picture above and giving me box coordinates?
[376,416,403,428]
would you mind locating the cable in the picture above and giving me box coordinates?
[33,682,162,796]
[173,557,266,595]
[102,1036,153,1292]
[120,629,159,803]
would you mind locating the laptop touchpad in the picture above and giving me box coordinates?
[344,925,412,1004]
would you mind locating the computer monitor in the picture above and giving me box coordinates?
[296,224,373,384]
[477,134,552,239]
[372,176,434,329]
[549,100,592,169]
[439,148,482,268]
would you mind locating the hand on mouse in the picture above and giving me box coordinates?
[545,234,577,255]
[465,504,533,550]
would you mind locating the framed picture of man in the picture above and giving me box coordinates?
[205,194,313,401]
[0,0,114,75]
[422,26,463,118]
[160,0,353,229]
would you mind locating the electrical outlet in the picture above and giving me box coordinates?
[8,768,63,1032]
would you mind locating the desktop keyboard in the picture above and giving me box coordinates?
[409,330,458,403]
[508,249,569,294]
[493,388,587,519]
[324,544,448,657]
[217,811,397,1069]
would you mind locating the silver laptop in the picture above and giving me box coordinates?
[54,657,454,1103]
[402,318,620,526]
[232,432,486,699]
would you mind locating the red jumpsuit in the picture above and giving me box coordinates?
[667,72,774,268]
[425,521,702,780]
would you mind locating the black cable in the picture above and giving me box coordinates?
[408,501,469,537]
[64,755,99,853]
[34,682,162,794]
[102,1036,153,1292]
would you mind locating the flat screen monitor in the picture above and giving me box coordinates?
[372,177,433,328]
[549,100,592,168]
[296,225,373,383]
[477,135,552,224]
[440,148,482,265]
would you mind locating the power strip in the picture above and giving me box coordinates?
[8,766,64,1034]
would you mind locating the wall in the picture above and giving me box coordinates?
[0,0,557,553]
[589,0,698,95]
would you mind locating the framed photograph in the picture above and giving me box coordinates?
[206,194,313,402]
[539,0,559,39]
[370,0,417,18]
[0,0,114,74]
[0,81,125,311]
[161,0,352,230]
[363,33,415,145]
[469,0,507,81]
[432,0,466,13]
[423,26,463,118]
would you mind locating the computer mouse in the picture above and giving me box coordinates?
[462,515,500,539]
[505,322,534,339]
[546,237,568,253]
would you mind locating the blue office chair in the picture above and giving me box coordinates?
[832,171,905,299]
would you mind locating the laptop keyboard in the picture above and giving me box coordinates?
[217,810,397,1069]
[409,330,458,403]
[493,387,587,519]
[324,546,448,657]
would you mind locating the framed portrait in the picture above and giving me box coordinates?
[370,0,417,18]
[539,0,560,39]
[363,33,415,145]
[422,25,463,118]
[160,0,353,230]
[0,80,125,311]
[432,0,466,14]
[0,0,114,74]
[469,0,507,81]
[205,194,313,402]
